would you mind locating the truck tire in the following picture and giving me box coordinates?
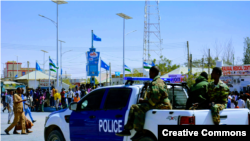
[47,130,65,141]
[138,136,156,141]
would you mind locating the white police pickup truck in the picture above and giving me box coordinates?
[44,77,250,141]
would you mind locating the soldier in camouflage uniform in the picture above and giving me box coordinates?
[116,66,171,140]
[207,67,229,125]
[187,72,209,110]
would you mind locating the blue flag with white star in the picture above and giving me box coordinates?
[115,72,120,76]
[93,34,101,41]
[101,60,109,70]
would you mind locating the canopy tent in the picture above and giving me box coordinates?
[2,81,26,90]
[17,70,56,80]
[161,67,213,78]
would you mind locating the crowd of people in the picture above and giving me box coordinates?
[48,84,99,111]
[227,91,250,109]
[3,88,34,135]
[1,83,99,135]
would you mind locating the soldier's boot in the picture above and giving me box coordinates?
[115,129,131,136]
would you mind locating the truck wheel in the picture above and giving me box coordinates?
[138,136,156,141]
[47,130,65,141]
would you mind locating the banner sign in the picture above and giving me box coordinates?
[4,84,25,89]
[87,51,100,65]
[222,65,250,76]
[168,74,187,83]
[86,48,100,76]
[40,80,54,87]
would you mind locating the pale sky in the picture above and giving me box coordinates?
[2,1,250,78]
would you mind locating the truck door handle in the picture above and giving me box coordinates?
[115,115,123,118]
[89,115,95,119]
[220,115,227,119]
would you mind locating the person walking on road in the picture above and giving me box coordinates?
[23,93,36,123]
[7,90,14,124]
[5,87,28,135]
[2,90,9,113]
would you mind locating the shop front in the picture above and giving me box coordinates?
[222,65,250,92]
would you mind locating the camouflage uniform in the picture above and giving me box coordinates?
[207,80,229,125]
[187,76,209,110]
[124,76,171,131]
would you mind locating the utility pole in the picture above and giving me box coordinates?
[202,56,204,72]
[208,49,210,75]
[12,61,14,80]
[187,41,190,73]
[233,54,234,66]
[190,54,192,74]
[109,62,111,86]
[28,61,29,88]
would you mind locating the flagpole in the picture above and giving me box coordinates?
[91,30,93,48]
[142,58,144,77]
[49,57,51,96]
[35,60,37,89]
[100,57,102,86]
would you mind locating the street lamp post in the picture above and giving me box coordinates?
[16,56,18,78]
[39,0,67,90]
[126,30,136,36]
[41,50,48,72]
[61,49,72,88]
[116,13,132,84]
[58,40,66,90]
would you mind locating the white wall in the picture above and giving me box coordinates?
[28,80,39,89]
[229,76,250,92]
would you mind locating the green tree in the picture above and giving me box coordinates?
[153,56,180,76]
[62,78,76,88]
[243,37,250,64]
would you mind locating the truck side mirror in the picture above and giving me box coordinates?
[69,102,77,111]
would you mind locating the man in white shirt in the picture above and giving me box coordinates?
[237,95,245,108]
[74,88,81,98]
[23,93,36,123]
[7,91,14,124]
[67,88,74,104]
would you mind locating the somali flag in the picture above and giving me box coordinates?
[36,62,42,71]
[125,65,131,72]
[93,34,101,41]
[143,62,151,69]
[101,60,109,71]
[115,72,120,76]
[151,61,155,67]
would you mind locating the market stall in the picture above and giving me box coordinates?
[2,81,26,93]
